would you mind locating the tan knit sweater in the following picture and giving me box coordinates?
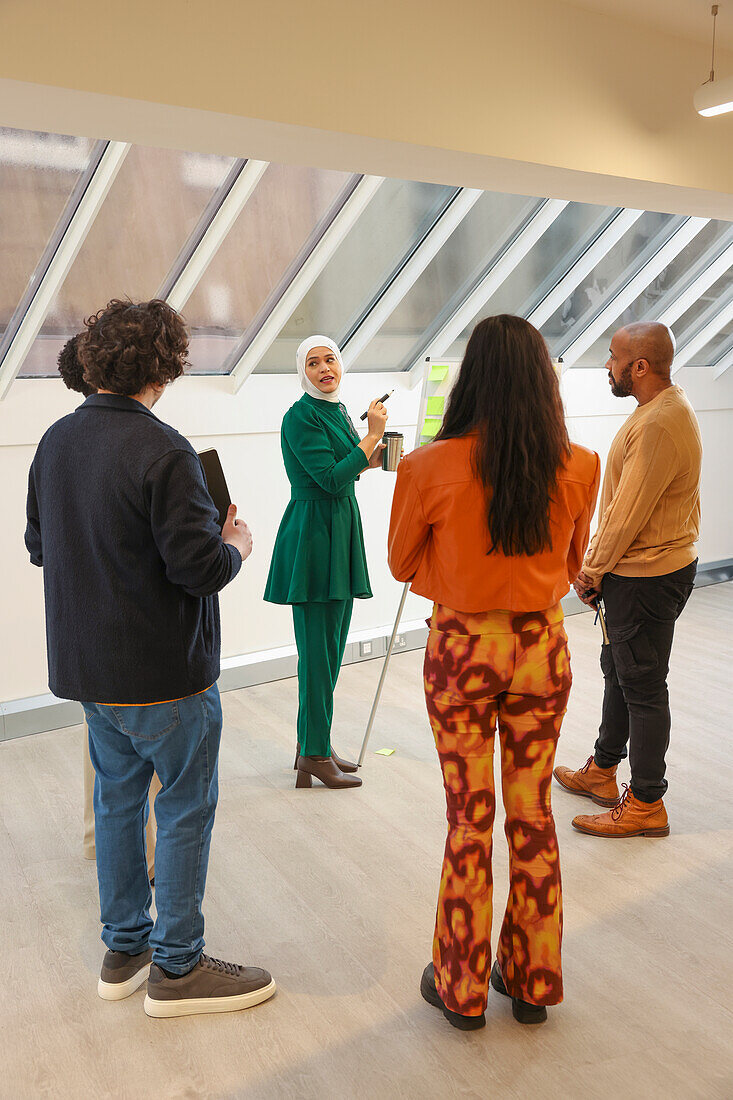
[583,385,701,585]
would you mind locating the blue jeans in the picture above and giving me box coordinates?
[82,684,221,974]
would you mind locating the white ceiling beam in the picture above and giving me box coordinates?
[656,235,733,329]
[341,187,483,368]
[166,159,269,312]
[712,343,733,380]
[0,140,130,401]
[673,295,733,373]
[527,208,644,330]
[229,174,385,392]
[407,197,568,378]
[560,216,710,369]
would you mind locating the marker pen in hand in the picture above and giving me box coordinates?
[360,390,394,421]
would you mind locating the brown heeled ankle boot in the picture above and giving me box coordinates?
[295,755,362,789]
[330,749,358,772]
[293,747,358,773]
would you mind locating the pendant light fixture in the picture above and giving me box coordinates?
[694,5,733,116]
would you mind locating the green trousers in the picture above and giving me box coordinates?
[292,599,353,757]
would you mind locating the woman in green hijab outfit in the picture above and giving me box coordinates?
[264,336,388,790]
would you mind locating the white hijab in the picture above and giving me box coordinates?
[296,335,344,404]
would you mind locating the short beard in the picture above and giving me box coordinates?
[609,363,634,398]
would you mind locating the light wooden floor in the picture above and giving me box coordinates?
[1,583,732,1100]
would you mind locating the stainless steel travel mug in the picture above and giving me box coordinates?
[381,432,404,471]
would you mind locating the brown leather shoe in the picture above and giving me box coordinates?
[331,748,358,773]
[293,747,358,773]
[554,755,619,806]
[572,785,669,838]
[295,755,362,789]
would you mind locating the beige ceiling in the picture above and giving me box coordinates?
[566,0,733,50]
[2,0,733,220]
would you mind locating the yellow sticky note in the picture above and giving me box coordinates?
[426,395,445,415]
[375,748,395,756]
[421,418,441,439]
[429,364,449,382]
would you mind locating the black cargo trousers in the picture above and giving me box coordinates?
[593,560,697,803]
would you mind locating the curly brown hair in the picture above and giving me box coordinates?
[58,334,96,396]
[77,299,189,396]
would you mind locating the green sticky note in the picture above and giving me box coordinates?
[421,418,441,439]
[426,395,445,415]
[375,748,395,756]
[429,364,449,382]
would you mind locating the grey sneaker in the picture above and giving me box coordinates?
[144,954,276,1018]
[98,948,153,1001]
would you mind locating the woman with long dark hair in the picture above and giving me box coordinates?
[388,315,600,1030]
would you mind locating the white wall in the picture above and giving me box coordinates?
[562,368,733,564]
[0,372,431,703]
[1,367,732,705]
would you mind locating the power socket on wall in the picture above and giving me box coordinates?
[392,634,407,650]
[359,640,373,657]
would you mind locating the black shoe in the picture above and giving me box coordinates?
[420,963,485,1031]
[490,960,547,1024]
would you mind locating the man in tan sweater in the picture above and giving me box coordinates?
[554,321,701,838]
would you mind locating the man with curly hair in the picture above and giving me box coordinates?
[56,333,161,880]
[27,300,275,1018]
[57,333,95,398]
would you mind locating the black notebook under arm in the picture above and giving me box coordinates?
[197,448,232,529]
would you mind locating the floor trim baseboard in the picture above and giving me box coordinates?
[2,558,731,743]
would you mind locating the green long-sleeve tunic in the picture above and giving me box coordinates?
[264,393,373,605]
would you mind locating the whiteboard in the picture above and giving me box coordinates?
[413,354,565,450]
[413,357,462,450]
